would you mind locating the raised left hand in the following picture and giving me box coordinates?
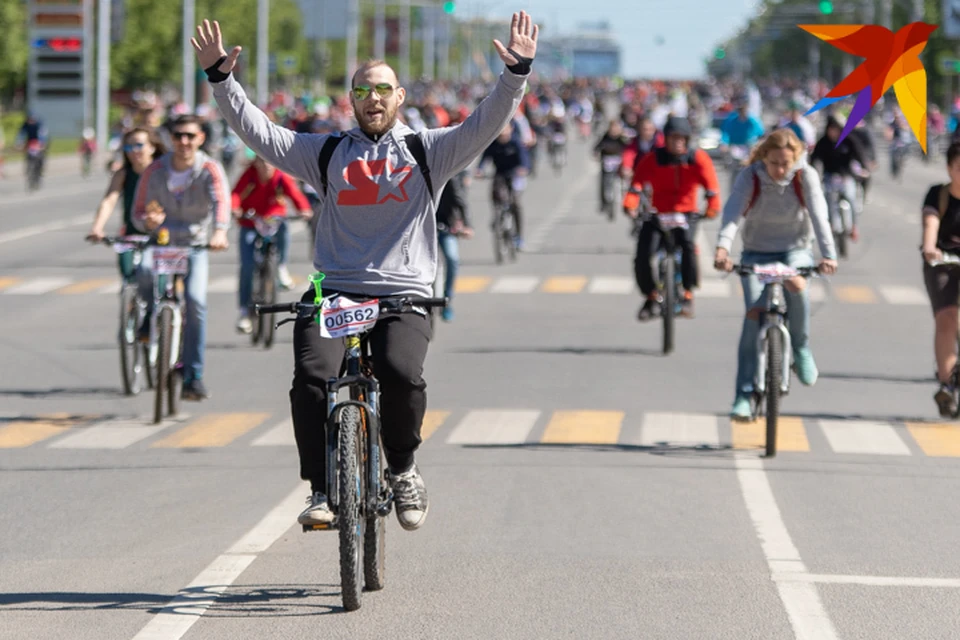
[493,11,539,66]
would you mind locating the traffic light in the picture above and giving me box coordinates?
[443,1,455,14]
[819,0,833,14]
[714,47,726,60]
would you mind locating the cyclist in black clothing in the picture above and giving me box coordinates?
[811,115,868,241]
[478,123,530,249]
[593,119,630,210]
[847,120,876,203]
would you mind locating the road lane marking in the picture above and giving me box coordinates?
[0,214,89,245]
[540,410,623,444]
[3,277,73,295]
[819,420,910,455]
[490,276,540,293]
[420,410,451,441]
[132,483,306,640]
[151,413,270,448]
[697,280,732,298]
[781,573,960,588]
[453,276,492,293]
[878,285,927,305]
[446,410,540,445]
[0,277,21,291]
[540,276,587,293]
[905,422,960,457]
[250,419,295,446]
[636,412,719,447]
[0,415,77,448]
[736,456,840,640]
[56,277,115,295]
[587,276,633,294]
[731,416,809,452]
[834,285,877,304]
[206,276,237,294]
[525,163,596,252]
[50,417,169,449]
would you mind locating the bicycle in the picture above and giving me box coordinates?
[633,211,700,355]
[823,174,855,259]
[239,210,295,349]
[491,173,520,265]
[547,128,567,175]
[730,262,821,457]
[256,284,447,612]
[94,235,155,396]
[599,155,622,222]
[142,233,212,424]
[925,249,960,418]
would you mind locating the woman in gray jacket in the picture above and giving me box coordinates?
[713,128,838,420]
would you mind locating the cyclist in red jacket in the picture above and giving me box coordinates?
[623,116,721,320]
[231,155,312,333]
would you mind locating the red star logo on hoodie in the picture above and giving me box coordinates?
[337,159,413,206]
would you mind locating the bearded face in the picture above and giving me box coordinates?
[351,65,405,136]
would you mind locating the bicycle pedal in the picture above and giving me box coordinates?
[302,523,335,532]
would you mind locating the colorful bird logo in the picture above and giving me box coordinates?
[798,21,938,152]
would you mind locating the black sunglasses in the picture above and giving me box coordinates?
[352,83,395,101]
[172,131,199,141]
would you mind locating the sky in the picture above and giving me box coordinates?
[468,0,761,78]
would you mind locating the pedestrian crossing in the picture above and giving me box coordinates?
[4,408,960,458]
[0,273,932,307]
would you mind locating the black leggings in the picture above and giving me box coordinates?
[633,217,700,296]
[289,288,432,489]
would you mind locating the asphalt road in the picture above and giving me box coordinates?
[2,131,960,640]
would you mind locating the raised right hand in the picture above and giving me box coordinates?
[191,19,242,74]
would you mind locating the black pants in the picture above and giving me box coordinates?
[492,174,523,237]
[290,288,432,490]
[633,217,699,296]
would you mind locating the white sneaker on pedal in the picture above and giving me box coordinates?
[298,492,334,525]
[236,312,252,334]
[278,265,294,290]
[387,464,429,531]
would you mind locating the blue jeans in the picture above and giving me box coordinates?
[437,230,459,300]
[735,249,813,396]
[238,222,290,310]
[138,248,209,383]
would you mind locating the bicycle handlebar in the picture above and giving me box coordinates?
[255,296,450,318]
[93,236,214,249]
[731,264,821,276]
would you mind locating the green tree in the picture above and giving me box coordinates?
[0,0,28,100]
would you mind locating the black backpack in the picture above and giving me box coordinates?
[316,132,434,199]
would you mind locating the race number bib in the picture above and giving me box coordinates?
[319,296,380,339]
[153,247,191,275]
[657,213,689,230]
[602,156,621,173]
[753,262,798,283]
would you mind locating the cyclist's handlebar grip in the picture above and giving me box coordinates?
[415,297,449,309]
[255,302,300,316]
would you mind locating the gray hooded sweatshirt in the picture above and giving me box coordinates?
[210,71,527,298]
[716,154,837,261]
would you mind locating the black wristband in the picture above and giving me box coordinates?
[204,56,230,83]
[506,48,533,76]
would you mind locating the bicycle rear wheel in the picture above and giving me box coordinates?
[154,307,172,425]
[765,327,783,458]
[492,212,504,265]
[362,403,385,591]
[661,256,675,355]
[119,286,143,396]
[338,405,365,611]
[167,317,183,418]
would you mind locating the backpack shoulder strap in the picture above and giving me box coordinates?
[940,183,951,219]
[744,167,761,215]
[317,134,345,196]
[792,168,806,209]
[404,133,434,199]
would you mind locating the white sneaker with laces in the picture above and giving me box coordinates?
[387,464,429,531]
[298,492,334,525]
[278,265,294,290]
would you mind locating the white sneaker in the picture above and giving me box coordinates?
[298,492,334,525]
[278,265,294,290]
[236,313,252,334]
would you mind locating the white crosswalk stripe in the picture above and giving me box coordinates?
[251,419,296,446]
[818,420,912,456]
[50,417,170,449]
[587,276,634,294]
[207,276,237,293]
[490,276,540,294]
[634,412,720,448]
[878,285,927,306]
[445,410,541,445]
[5,277,73,294]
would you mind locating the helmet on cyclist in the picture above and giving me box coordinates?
[662,116,692,140]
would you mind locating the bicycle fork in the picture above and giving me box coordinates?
[754,284,792,396]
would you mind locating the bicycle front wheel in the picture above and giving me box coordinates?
[119,286,142,396]
[661,257,675,355]
[765,327,783,458]
[154,307,172,425]
[338,405,365,611]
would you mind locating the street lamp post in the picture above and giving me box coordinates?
[182,0,196,110]
[257,0,269,106]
